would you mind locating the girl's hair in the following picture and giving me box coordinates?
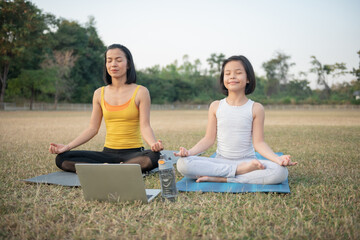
[103,44,137,85]
[219,55,256,95]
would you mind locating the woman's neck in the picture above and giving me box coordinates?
[226,91,248,106]
[110,77,127,88]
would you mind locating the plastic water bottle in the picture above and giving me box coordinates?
[158,154,178,202]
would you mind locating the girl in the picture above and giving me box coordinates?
[175,55,297,184]
[49,44,163,173]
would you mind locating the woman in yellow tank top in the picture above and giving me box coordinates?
[48,44,163,173]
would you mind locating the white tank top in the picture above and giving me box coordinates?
[216,98,256,160]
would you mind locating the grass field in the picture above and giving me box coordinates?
[0,110,359,239]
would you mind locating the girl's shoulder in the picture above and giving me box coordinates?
[209,100,221,114]
[252,101,265,117]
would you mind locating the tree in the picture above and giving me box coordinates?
[46,18,105,103]
[206,53,225,77]
[7,69,56,109]
[0,0,55,103]
[41,50,78,108]
[262,52,295,96]
[310,56,347,98]
[351,50,360,81]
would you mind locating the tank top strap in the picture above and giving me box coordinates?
[131,85,141,101]
[100,86,105,109]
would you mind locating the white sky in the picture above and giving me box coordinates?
[30,0,360,89]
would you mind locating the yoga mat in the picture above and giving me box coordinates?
[176,152,291,193]
[22,150,179,187]
[23,171,80,187]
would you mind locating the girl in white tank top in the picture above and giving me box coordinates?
[175,56,297,184]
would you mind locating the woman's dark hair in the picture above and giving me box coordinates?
[103,44,137,85]
[219,55,256,95]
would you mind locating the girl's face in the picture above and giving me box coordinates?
[106,48,128,79]
[223,60,248,93]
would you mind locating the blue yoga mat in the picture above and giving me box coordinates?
[176,152,290,193]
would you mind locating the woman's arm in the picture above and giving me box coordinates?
[49,88,103,154]
[252,102,297,166]
[137,86,163,152]
[175,101,219,157]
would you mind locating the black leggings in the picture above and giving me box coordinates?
[55,147,160,173]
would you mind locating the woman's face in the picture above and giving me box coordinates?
[106,48,128,79]
[223,60,248,92]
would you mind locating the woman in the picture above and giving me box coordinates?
[49,44,163,173]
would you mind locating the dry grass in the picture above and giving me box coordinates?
[0,109,359,239]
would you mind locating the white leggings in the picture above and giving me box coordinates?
[177,155,288,184]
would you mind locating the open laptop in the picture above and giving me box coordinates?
[75,163,161,203]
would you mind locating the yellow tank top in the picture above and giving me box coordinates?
[101,85,143,149]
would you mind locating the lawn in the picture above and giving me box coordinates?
[0,110,359,239]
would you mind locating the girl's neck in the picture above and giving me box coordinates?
[226,91,248,106]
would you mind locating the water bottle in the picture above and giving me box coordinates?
[158,154,178,202]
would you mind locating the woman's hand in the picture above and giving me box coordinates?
[277,155,297,166]
[174,147,191,157]
[151,139,163,152]
[49,143,70,154]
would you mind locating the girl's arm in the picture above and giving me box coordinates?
[252,102,297,166]
[49,88,103,154]
[137,86,163,152]
[175,101,219,157]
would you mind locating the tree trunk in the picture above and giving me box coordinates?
[54,89,58,110]
[0,63,10,103]
[30,86,34,110]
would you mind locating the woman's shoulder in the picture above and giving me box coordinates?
[136,84,150,96]
[93,87,104,96]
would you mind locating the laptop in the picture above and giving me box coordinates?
[75,163,161,203]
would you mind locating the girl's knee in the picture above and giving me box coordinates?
[268,165,288,184]
[278,166,289,182]
[176,157,190,176]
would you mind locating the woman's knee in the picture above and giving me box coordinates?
[55,154,65,170]
[142,150,160,169]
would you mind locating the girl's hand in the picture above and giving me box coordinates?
[151,139,163,152]
[174,147,191,157]
[49,143,70,154]
[278,155,297,166]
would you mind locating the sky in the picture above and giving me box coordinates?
[30,0,360,89]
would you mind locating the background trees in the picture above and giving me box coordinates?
[1,1,359,106]
[0,0,55,103]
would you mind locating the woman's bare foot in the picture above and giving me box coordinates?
[235,159,265,175]
[196,176,227,183]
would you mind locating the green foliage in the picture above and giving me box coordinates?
[310,56,348,99]
[0,0,56,102]
[206,53,226,77]
[7,68,56,108]
[351,50,360,81]
[50,18,106,103]
[262,52,295,97]
[1,2,358,106]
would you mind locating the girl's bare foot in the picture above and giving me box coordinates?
[236,159,265,175]
[196,176,227,183]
